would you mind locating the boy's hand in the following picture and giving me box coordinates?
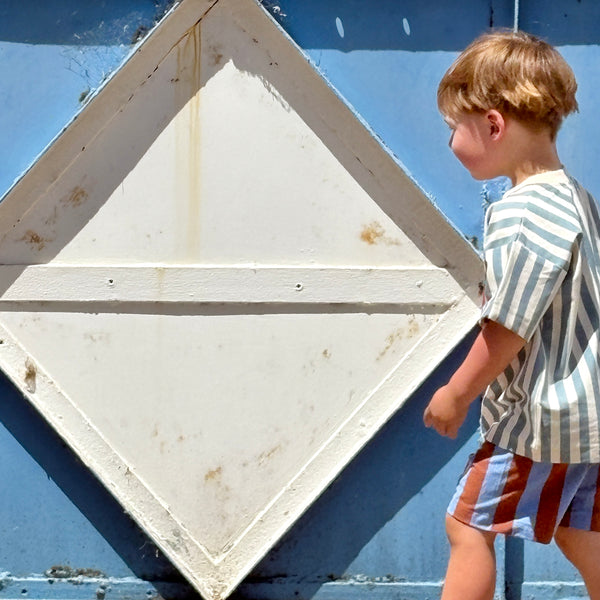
[423,385,469,439]
[422,321,525,439]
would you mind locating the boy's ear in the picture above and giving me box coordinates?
[486,110,505,140]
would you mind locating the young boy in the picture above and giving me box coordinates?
[423,31,600,600]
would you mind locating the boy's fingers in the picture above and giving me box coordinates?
[424,405,461,437]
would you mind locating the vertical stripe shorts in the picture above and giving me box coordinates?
[447,441,600,543]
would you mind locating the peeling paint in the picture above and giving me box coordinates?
[44,566,105,579]
[23,358,36,394]
[131,25,150,45]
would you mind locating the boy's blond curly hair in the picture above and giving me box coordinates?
[438,30,578,140]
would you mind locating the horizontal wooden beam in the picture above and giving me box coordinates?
[0,265,471,307]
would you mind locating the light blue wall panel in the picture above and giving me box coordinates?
[0,43,127,197]
[0,1,174,199]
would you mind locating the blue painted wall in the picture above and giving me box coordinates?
[264,0,600,251]
[0,1,174,199]
[1,1,599,599]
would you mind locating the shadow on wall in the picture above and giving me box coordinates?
[261,0,600,51]
[0,328,478,600]
[0,371,196,596]
[234,328,480,600]
[0,0,176,45]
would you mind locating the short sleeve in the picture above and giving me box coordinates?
[481,240,567,341]
[480,189,580,341]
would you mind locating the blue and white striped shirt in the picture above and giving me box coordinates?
[480,169,600,463]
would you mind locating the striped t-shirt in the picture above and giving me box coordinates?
[480,168,600,463]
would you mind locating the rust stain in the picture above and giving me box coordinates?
[360,221,385,245]
[20,230,50,251]
[377,318,421,361]
[360,221,402,246]
[175,23,202,258]
[258,444,282,465]
[408,317,420,337]
[377,329,403,361]
[322,349,331,359]
[204,466,222,482]
[62,186,88,207]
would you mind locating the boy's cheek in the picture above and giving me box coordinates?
[452,150,489,179]
[449,135,472,167]
[452,147,475,171]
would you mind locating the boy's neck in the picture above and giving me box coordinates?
[503,120,562,186]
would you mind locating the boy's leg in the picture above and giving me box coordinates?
[442,514,497,600]
[554,527,600,600]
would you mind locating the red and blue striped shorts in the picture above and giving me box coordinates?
[448,441,600,544]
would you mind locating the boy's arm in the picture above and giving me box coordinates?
[423,319,526,439]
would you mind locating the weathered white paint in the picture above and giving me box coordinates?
[0,0,482,598]
[0,265,462,306]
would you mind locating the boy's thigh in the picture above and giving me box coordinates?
[554,527,600,578]
[447,441,600,544]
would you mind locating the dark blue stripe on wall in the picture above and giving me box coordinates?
[236,328,482,598]
[261,0,513,51]
[0,367,190,595]
[0,0,175,45]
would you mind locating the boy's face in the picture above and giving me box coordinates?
[445,111,503,180]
